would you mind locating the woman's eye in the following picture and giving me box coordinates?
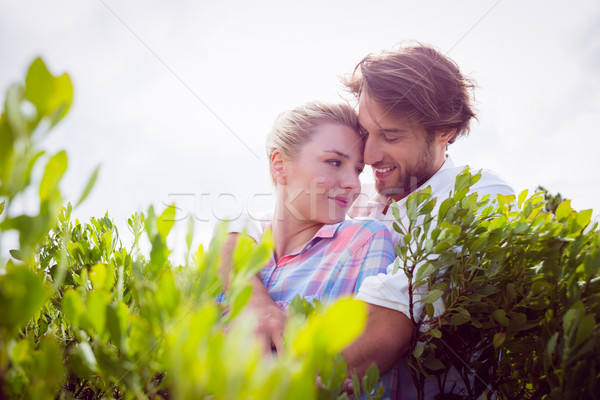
[383,135,399,143]
[327,160,341,167]
[355,167,363,174]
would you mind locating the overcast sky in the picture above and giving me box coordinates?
[1,0,599,260]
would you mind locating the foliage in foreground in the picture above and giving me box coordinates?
[0,58,382,399]
[2,57,600,400]
[395,172,600,399]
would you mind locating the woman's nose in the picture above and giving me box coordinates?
[341,169,361,192]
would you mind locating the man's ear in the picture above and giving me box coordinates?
[270,150,287,185]
[437,128,456,146]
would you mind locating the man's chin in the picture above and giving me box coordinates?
[375,181,408,199]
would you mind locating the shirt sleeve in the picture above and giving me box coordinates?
[356,168,516,321]
[218,210,272,243]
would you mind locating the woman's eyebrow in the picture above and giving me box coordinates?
[324,150,364,164]
[324,150,350,159]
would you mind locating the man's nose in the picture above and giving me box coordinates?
[363,134,382,166]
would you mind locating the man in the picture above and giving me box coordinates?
[225,43,514,399]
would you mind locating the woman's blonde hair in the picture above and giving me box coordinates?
[266,101,359,164]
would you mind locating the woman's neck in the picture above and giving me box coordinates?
[271,202,323,262]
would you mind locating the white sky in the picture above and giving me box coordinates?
[1,0,599,260]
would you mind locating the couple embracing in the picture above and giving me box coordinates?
[223,43,514,399]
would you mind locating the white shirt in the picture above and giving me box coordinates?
[353,156,515,312]
[352,156,515,400]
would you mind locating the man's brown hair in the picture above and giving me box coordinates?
[344,43,476,143]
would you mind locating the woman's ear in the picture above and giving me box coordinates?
[270,150,287,185]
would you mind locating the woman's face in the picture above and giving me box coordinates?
[282,123,364,224]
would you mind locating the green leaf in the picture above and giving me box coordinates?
[25,57,73,127]
[419,198,436,216]
[454,171,472,192]
[106,302,129,348]
[574,315,595,348]
[421,289,444,304]
[228,284,253,321]
[493,310,510,327]
[362,363,380,394]
[10,338,32,366]
[155,269,180,317]
[294,298,366,356]
[555,200,571,221]
[85,290,110,335]
[39,150,68,202]
[351,373,361,400]
[391,201,400,222]
[493,332,506,348]
[9,249,23,261]
[0,201,4,217]
[5,84,27,139]
[32,336,66,396]
[575,209,592,229]
[62,289,85,327]
[438,197,455,221]
[406,192,418,222]
[430,329,442,339]
[90,263,107,290]
[69,342,98,380]
[518,189,528,208]
[0,266,49,332]
[450,309,471,326]
[75,164,100,207]
[546,332,559,363]
[423,357,445,371]
[413,343,424,358]
[584,250,600,277]
[157,203,177,240]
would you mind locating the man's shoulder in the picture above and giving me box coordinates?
[466,167,515,197]
[432,162,515,198]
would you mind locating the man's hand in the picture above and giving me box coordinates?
[220,233,286,353]
[247,277,287,353]
[342,303,413,378]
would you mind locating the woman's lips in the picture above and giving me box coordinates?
[331,196,351,208]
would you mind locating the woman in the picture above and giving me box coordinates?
[258,101,395,309]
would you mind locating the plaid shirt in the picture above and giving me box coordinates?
[259,219,395,309]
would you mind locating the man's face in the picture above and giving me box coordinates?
[358,93,446,200]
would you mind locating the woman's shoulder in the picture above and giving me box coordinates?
[336,218,391,237]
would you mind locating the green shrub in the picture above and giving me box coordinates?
[396,172,600,399]
[0,58,380,399]
[2,57,599,400]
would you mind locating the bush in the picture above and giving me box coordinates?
[396,173,600,399]
[0,58,380,399]
[1,57,599,400]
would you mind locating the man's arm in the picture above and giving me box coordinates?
[219,233,286,353]
[342,303,414,378]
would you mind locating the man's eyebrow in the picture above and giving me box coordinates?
[358,124,407,135]
[380,128,408,134]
